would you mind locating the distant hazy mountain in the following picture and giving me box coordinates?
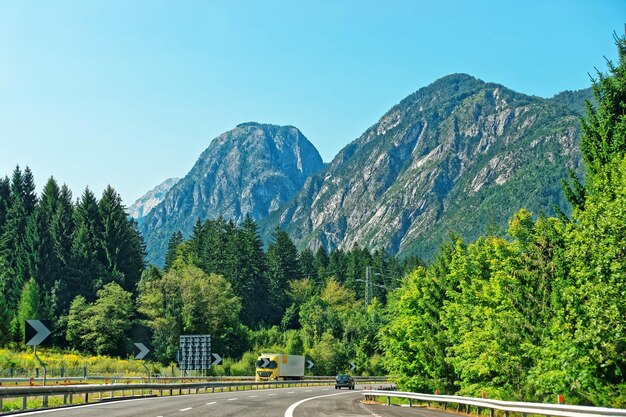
[128,178,179,219]
[139,122,324,265]
[260,74,584,259]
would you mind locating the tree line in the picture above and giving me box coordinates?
[0,173,144,348]
[0,173,418,372]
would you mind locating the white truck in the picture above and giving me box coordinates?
[255,353,305,381]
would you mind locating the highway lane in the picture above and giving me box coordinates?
[12,384,455,417]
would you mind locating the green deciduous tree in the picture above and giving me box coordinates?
[138,264,245,362]
[66,282,134,356]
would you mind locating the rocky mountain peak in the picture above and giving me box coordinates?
[139,123,324,265]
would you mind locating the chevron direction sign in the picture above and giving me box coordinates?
[211,353,222,366]
[25,320,52,346]
[134,343,150,360]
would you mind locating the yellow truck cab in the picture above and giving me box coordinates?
[255,353,305,381]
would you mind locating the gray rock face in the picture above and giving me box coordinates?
[128,178,179,219]
[260,74,584,259]
[140,122,324,265]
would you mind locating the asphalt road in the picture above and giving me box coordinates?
[13,384,456,417]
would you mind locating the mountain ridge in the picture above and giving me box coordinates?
[258,73,583,258]
[132,73,587,264]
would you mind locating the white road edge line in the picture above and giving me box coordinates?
[284,391,355,417]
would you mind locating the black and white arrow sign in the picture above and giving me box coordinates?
[25,320,51,346]
[134,343,150,360]
[307,360,314,369]
[261,358,270,368]
[350,362,356,372]
[211,353,222,366]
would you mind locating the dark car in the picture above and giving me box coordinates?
[335,374,355,390]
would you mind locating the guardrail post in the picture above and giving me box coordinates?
[43,395,48,407]
[22,396,27,410]
[408,398,412,407]
[69,393,73,404]
[387,396,391,405]
[85,392,89,403]
[490,409,494,417]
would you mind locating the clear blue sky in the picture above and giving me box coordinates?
[1,0,624,205]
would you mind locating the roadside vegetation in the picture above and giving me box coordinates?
[0,33,625,408]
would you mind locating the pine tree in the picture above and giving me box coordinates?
[314,246,329,286]
[99,186,138,291]
[265,227,300,324]
[0,292,11,345]
[580,33,626,179]
[12,277,40,343]
[0,168,30,311]
[238,216,267,326]
[24,178,62,295]
[21,167,37,215]
[50,184,74,311]
[164,231,184,271]
[299,248,316,279]
[564,33,626,211]
[0,176,10,236]
[68,187,107,301]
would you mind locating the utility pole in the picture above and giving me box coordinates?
[365,266,372,306]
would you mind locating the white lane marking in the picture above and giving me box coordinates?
[305,390,312,392]
[268,393,277,396]
[249,395,258,397]
[206,402,216,405]
[322,388,329,391]
[284,391,356,417]
[287,391,295,394]
[228,398,238,401]
[179,407,193,411]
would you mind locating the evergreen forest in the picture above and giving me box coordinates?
[0,34,625,408]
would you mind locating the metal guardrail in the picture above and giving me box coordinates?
[0,378,387,415]
[0,375,387,386]
[362,390,626,417]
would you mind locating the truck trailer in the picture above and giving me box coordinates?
[255,353,305,381]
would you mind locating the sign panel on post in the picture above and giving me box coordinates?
[178,335,212,371]
[25,320,52,346]
[134,343,150,360]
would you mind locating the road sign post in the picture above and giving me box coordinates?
[134,343,151,382]
[25,320,52,386]
[178,335,212,377]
